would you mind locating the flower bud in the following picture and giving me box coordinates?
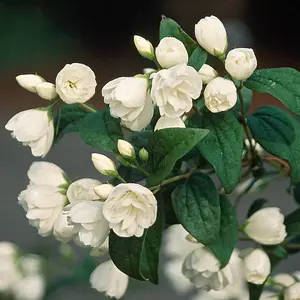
[94,184,114,200]
[273,273,296,289]
[225,48,257,80]
[134,35,154,60]
[139,148,149,161]
[117,140,135,159]
[35,82,58,100]
[16,74,45,93]
[241,248,271,284]
[143,68,156,74]
[284,282,300,300]
[92,153,118,177]
[243,207,287,245]
[154,116,185,131]
[198,64,218,84]
[155,37,188,68]
[195,16,227,57]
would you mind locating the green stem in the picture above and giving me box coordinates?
[117,175,127,183]
[80,103,97,112]
[285,243,300,249]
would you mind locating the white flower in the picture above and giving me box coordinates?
[94,184,114,200]
[53,210,78,242]
[55,63,97,104]
[151,64,202,118]
[27,161,68,187]
[66,178,101,203]
[195,16,227,57]
[19,255,43,276]
[103,183,157,237]
[5,109,54,157]
[154,116,185,131]
[102,76,154,131]
[273,273,296,289]
[155,37,188,68]
[90,260,129,299]
[241,248,271,284]
[244,139,265,158]
[198,64,218,84]
[117,139,135,159]
[89,238,109,257]
[225,48,257,80]
[12,275,45,300]
[260,291,278,299]
[67,201,110,248]
[204,77,237,113]
[91,153,118,176]
[244,207,287,245]
[182,245,233,291]
[0,241,18,258]
[143,68,156,74]
[35,82,58,100]
[0,259,22,293]
[134,35,154,59]
[16,74,45,93]
[18,185,67,236]
[284,282,300,300]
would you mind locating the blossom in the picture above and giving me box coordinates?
[198,64,218,84]
[134,35,154,59]
[90,260,129,299]
[225,48,257,80]
[16,74,45,93]
[102,76,154,131]
[195,16,227,57]
[103,183,157,237]
[67,201,110,248]
[241,248,271,284]
[273,273,296,289]
[117,139,135,159]
[284,282,300,300]
[35,82,58,100]
[155,37,188,68]
[5,109,54,157]
[91,153,118,176]
[151,64,202,118]
[243,207,287,245]
[18,255,43,276]
[154,116,185,131]
[53,210,78,242]
[182,245,232,291]
[94,184,114,200]
[55,63,97,104]
[204,77,237,113]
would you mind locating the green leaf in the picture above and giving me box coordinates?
[263,245,288,260]
[159,16,197,55]
[109,210,163,284]
[247,198,268,218]
[248,106,300,183]
[248,282,265,300]
[79,108,123,152]
[191,111,243,193]
[244,68,300,115]
[233,85,253,116]
[130,131,153,150]
[208,195,238,267]
[171,172,220,244]
[188,47,207,71]
[285,208,300,236]
[285,236,300,254]
[54,104,90,142]
[293,183,300,205]
[147,128,209,186]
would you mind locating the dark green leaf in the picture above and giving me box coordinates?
[247,198,268,218]
[188,47,207,71]
[208,195,238,267]
[285,208,300,236]
[171,172,220,244]
[79,108,123,152]
[293,183,300,205]
[248,106,300,183]
[159,16,197,55]
[111,166,145,185]
[244,68,300,115]
[54,104,90,142]
[130,131,153,150]
[285,236,300,254]
[263,245,288,260]
[248,282,265,300]
[147,128,209,186]
[191,110,243,193]
[109,210,163,284]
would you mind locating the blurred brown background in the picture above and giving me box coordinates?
[0,0,299,299]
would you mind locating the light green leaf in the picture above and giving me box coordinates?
[171,172,220,245]
[79,108,123,152]
[147,128,209,186]
[285,208,300,236]
[244,68,300,115]
[248,106,300,183]
[208,195,238,267]
[188,47,207,71]
[191,111,243,193]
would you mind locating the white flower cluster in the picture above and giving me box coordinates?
[0,242,45,300]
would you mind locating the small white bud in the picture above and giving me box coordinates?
[273,273,296,289]
[284,282,300,300]
[143,68,156,74]
[198,64,218,84]
[92,153,118,177]
[139,148,149,161]
[35,82,58,100]
[134,35,154,59]
[94,184,114,200]
[16,74,45,93]
[117,140,135,159]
